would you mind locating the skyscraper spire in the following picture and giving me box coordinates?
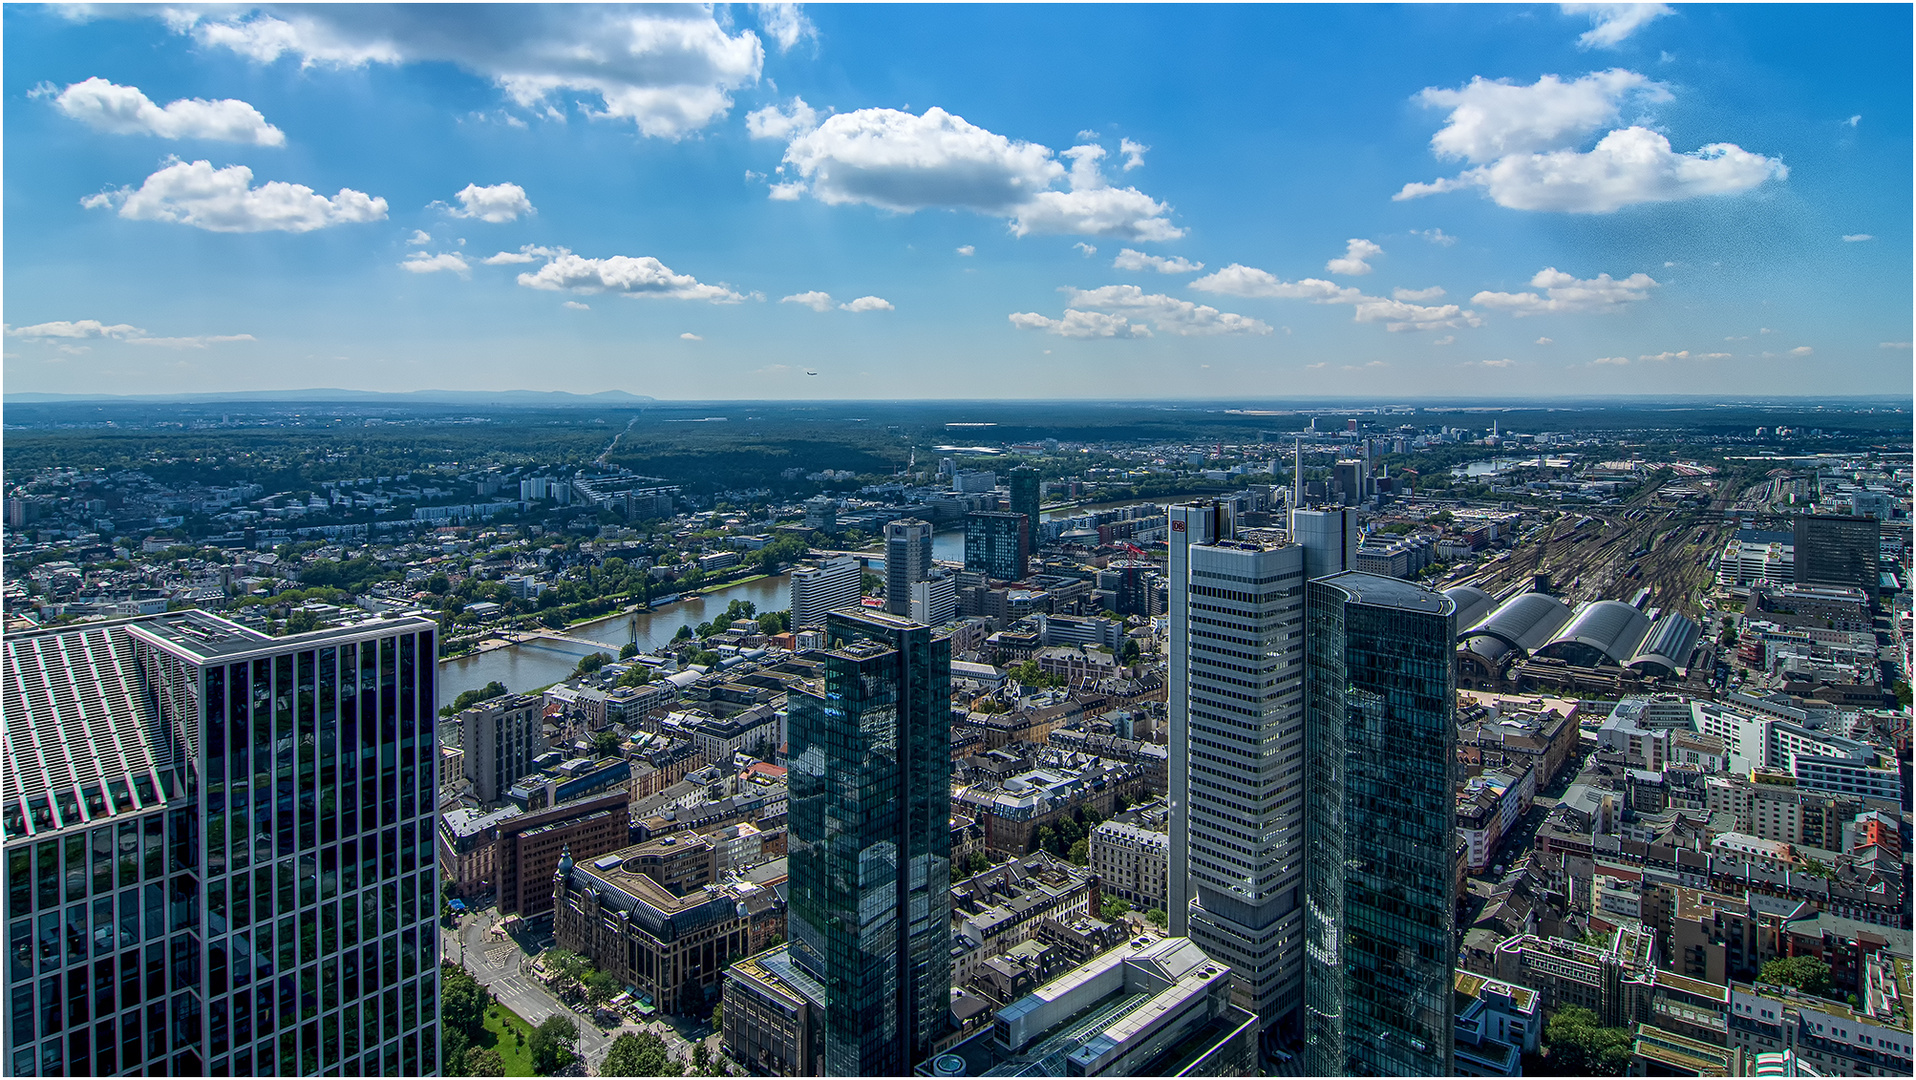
[1293,437,1303,509]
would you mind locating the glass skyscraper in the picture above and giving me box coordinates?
[4,610,442,1077]
[964,511,1028,582]
[885,518,933,617]
[1302,572,1457,1077]
[784,608,951,1076]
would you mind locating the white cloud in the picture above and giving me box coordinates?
[746,96,818,139]
[1563,3,1672,49]
[1189,264,1361,302]
[1060,285,1271,336]
[5,319,251,348]
[1473,358,1516,368]
[51,77,285,145]
[1399,124,1786,213]
[167,5,765,138]
[1118,138,1147,170]
[483,244,561,264]
[1535,336,1554,345]
[680,332,703,340]
[777,107,1183,241]
[1433,335,1455,346]
[450,182,533,222]
[1326,238,1383,276]
[563,301,589,310]
[406,229,432,245]
[1413,228,1458,246]
[1415,70,1668,164]
[1788,346,1813,357]
[839,295,893,312]
[768,181,805,201]
[1305,362,1328,370]
[1845,115,1861,127]
[1009,310,1150,339]
[1700,352,1731,359]
[1350,296,1480,333]
[1592,355,1630,365]
[1074,242,1098,257]
[400,251,471,277]
[84,158,387,232]
[1112,248,1203,274]
[956,245,975,256]
[515,249,741,301]
[1639,350,1688,361]
[1472,267,1657,315]
[754,3,816,52]
[1393,286,1446,302]
[780,291,834,312]
[1879,341,1910,350]
[1842,233,1873,242]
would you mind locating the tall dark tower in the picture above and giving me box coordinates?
[1008,465,1041,547]
[1303,572,1457,1077]
[784,609,952,1075]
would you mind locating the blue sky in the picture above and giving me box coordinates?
[4,3,1909,399]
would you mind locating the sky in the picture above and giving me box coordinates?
[3,2,1910,400]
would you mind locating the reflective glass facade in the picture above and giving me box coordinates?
[4,612,440,1077]
[964,511,1028,583]
[1302,573,1456,1077]
[785,609,951,1076]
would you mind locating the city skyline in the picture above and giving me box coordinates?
[4,3,1910,401]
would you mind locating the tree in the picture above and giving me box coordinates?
[709,1000,723,1033]
[1100,896,1131,921]
[1761,955,1834,998]
[1067,838,1089,866]
[1540,1006,1633,1076]
[692,1043,711,1073]
[619,641,639,659]
[1035,825,1055,856]
[674,624,695,641]
[575,651,612,676]
[462,1046,505,1077]
[443,681,509,717]
[590,730,624,759]
[1144,907,1167,928]
[692,650,721,668]
[1118,637,1141,666]
[442,1024,470,1071]
[619,664,653,687]
[441,962,490,1033]
[281,608,320,635]
[602,1031,678,1077]
[528,1014,580,1074]
[967,851,992,875]
[584,968,620,1005]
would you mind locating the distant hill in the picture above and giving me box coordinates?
[3,388,658,405]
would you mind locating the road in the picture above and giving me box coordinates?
[442,906,712,1074]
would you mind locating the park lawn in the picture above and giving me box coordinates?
[473,1002,538,1077]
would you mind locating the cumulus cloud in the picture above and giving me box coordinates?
[775,107,1182,241]
[164,5,765,138]
[406,229,432,245]
[400,251,470,276]
[1350,296,1481,333]
[51,77,285,145]
[1073,242,1097,257]
[746,96,818,139]
[839,295,893,312]
[1060,285,1270,336]
[1592,355,1630,365]
[1536,336,1554,345]
[1326,238,1383,276]
[1563,3,1671,49]
[450,182,533,222]
[1191,262,1477,334]
[1413,228,1458,246]
[5,319,252,348]
[1394,286,1446,301]
[956,245,975,256]
[483,244,561,264]
[1842,233,1873,242]
[680,332,702,340]
[1639,350,1689,361]
[1473,358,1517,368]
[563,301,589,310]
[755,3,816,52]
[1845,115,1861,127]
[1118,138,1147,170]
[83,158,387,232]
[780,291,834,312]
[1402,69,1783,212]
[1009,310,1150,339]
[1473,267,1657,315]
[1112,248,1203,274]
[767,181,805,201]
[514,249,741,301]
[1788,346,1813,356]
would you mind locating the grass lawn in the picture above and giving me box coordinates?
[472,1001,538,1077]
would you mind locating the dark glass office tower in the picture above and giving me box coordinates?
[784,609,951,1076]
[1008,466,1041,539]
[964,510,1028,582]
[1302,573,1456,1078]
[3,610,442,1077]
[1793,513,1882,599]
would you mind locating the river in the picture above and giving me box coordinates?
[437,573,793,701]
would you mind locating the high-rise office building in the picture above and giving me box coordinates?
[1008,466,1041,537]
[909,571,958,627]
[1166,502,1316,1028]
[1793,513,1881,599]
[1303,572,1458,1077]
[964,510,1028,582]
[458,693,542,805]
[790,555,863,630]
[885,519,933,617]
[3,610,442,1078]
[784,609,952,1075]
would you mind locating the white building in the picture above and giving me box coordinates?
[1089,821,1169,912]
[789,555,861,630]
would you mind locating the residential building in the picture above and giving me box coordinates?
[966,511,1030,583]
[3,610,442,1077]
[1088,822,1167,913]
[785,609,952,1074]
[948,852,1099,989]
[1303,572,1459,1077]
[1729,972,1912,1078]
[722,945,825,1076]
[886,519,934,618]
[1453,972,1542,1077]
[789,555,861,630]
[459,693,544,805]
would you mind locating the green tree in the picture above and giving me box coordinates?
[674,624,695,641]
[602,1031,678,1077]
[1118,637,1141,666]
[1540,1006,1633,1076]
[427,572,451,594]
[442,681,509,717]
[590,730,624,759]
[692,650,721,668]
[692,1043,711,1073]
[584,968,620,1004]
[528,1014,580,1074]
[1100,896,1131,921]
[619,664,653,687]
[461,1046,505,1077]
[1144,907,1167,928]
[281,608,320,635]
[440,962,490,1033]
[710,1000,723,1033]
[1067,838,1089,866]
[1035,825,1055,856]
[619,641,639,659]
[967,851,991,875]
[574,651,612,676]
[1761,955,1834,997]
